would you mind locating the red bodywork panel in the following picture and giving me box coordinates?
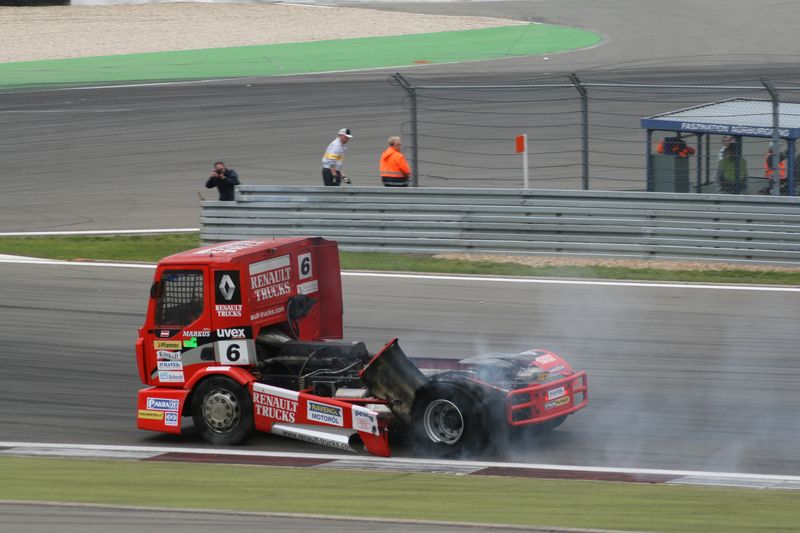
[250,382,390,457]
[136,237,342,390]
[137,387,190,434]
[135,237,588,456]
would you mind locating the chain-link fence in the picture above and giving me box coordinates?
[391,74,800,195]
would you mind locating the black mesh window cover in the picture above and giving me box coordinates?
[156,270,204,326]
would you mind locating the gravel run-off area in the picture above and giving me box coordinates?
[435,253,800,272]
[0,3,522,62]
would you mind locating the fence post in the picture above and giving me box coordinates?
[393,73,419,187]
[569,74,589,190]
[761,78,781,196]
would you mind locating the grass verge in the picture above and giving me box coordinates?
[0,25,600,89]
[1,234,799,285]
[1,457,797,533]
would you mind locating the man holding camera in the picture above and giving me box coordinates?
[205,161,240,201]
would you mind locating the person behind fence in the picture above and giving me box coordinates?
[379,136,412,187]
[321,128,352,186]
[656,134,696,157]
[759,142,786,194]
[718,135,735,161]
[716,144,748,194]
[205,161,240,201]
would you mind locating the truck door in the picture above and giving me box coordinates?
[211,268,257,368]
[145,266,211,386]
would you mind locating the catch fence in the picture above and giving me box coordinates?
[391,74,800,194]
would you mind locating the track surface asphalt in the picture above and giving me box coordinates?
[1,0,799,232]
[1,0,799,501]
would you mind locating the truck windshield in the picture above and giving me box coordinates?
[155,270,204,326]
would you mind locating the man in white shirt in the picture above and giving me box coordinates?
[321,128,353,186]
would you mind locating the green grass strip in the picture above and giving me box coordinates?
[1,457,797,533]
[0,25,601,89]
[1,234,798,285]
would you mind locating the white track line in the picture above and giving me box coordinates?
[0,257,797,291]
[341,271,800,292]
[0,228,197,237]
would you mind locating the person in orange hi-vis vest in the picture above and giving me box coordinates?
[764,144,787,181]
[379,136,412,187]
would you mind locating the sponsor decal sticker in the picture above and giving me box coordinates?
[352,405,379,435]
[544,396,570,410]
[217,328,246,339]
[205,366,231,371]
[156,350,182,361]
[138,409,164,420]
[214,271,242,310]
[546,386,566,401]
[157,360,183,371]
[297,280,319,295]
[158,370,184,383]
[146,398,180,411]
[307,400,344,427]
[164,411,179,427]
[252,387,298,424]
[535,353,558,365]
[154,340,182,350]
[251,306,285,321]
[249,255,292,304]
[271,426,352,451]
[183,338,198,348]
[159,330,171,338]
[183,330,211,338]
[215,304,242,317]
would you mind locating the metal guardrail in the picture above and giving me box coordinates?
[201,186,800,264]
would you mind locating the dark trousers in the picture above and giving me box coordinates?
[382,177,409,187]
[322,168,340,186]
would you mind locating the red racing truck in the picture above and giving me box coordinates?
[136,237,587,457]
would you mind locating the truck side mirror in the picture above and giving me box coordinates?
[149,280,163,299]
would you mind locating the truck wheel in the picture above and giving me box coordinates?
[410,382,488,457]
[191,377,253,445]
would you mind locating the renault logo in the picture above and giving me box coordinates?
[218,274,236,301]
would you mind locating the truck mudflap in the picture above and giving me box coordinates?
[251,382,390,457]
[137,387,191,434]
[506,371,588,426]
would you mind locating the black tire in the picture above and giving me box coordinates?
[191,376,254,445]
[409,382,489,457]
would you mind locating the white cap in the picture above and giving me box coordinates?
[338,128,353,138]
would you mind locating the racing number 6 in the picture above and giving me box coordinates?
[217,340,249,365]
[227,343,240,362]
[298,252,312,280]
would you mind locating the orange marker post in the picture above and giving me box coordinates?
[515,134,529,189]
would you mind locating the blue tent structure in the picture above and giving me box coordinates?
[641,98,800,195]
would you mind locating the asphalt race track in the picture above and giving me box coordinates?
[1,0,799,232]
[1,0,799,487]
[2,261,798,475]
[0,502,543,533]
